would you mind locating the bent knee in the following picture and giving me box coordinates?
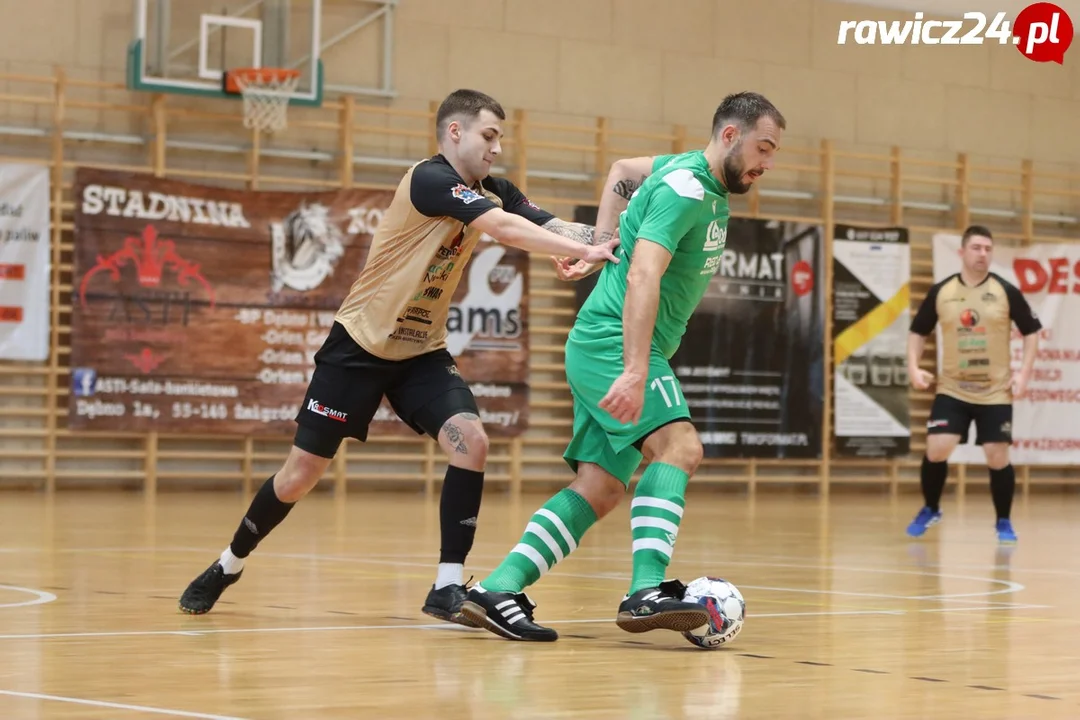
[983,445,1010,469]
[925,435,959,463]
[277,448,330,501]
[925,448,952,463]
[646,424,703,474]
[441,414,489,464]
[569,468,625,519]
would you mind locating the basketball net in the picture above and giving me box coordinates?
[231,69,301,133]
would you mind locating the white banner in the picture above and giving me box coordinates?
[833,225,911,458]
[933,233,1080,465]
[0,163,50,361]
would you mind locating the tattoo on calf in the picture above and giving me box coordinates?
[613,175,646,200]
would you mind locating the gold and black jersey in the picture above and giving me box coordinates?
[911,272,1041,405]
[334,154,553,361]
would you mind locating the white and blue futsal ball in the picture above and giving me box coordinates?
[681,576,746,649]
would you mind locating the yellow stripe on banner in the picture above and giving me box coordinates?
[834,285,911,366]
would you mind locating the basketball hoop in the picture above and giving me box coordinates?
[224,68,301,133]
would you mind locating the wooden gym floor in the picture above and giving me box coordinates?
[1,487,1078,719]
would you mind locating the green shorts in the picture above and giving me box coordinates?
[562,334,692,486]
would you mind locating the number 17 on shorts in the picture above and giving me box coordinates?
[650,374,683,409]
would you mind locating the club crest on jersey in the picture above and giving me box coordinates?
[703,220,727,252]
[451,183,484,205]
[270,203,346,292]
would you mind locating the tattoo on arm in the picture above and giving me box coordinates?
[542,218,596,245]
[595,229,615,245]
[612,175,646,200]
[443,421,468,455]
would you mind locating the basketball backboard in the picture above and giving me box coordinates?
[127,0,323,107]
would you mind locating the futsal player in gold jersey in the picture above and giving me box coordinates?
[906,225,1040,544]
[177,89,619,621]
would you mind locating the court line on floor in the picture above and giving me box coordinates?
[234,550,1028,605]
[0,586,56,609]
[0,546,1030,608]
[0,604,1049,641]
[0,689,247,720]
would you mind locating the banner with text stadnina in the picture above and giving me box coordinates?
[933,233,1080,464]
[832,225,911,457]
[0,163,50,361]
[69,168,529,436]
[573,208,825,459]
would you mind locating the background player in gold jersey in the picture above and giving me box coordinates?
[176,89,619,621]
[906,225,1041,544]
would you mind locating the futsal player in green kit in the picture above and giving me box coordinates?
[461,93,786,642]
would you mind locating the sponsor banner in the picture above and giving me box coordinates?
[933,234,1080,464]
[0,163,50,361]
[573,209,825,458]
[69,168,529,436]
[832,225,911,457]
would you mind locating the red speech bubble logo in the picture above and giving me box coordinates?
[1013,2,1073,64]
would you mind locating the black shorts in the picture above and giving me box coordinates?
[293,322,479,458]
[926,393,1012,445]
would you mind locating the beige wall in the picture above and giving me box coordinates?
[0,0,1075,180]
[0,0,1076,167]
[385,0,1080,165]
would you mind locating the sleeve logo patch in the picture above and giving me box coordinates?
[451,184,484,204]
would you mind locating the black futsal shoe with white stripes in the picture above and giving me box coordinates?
[460,584,558,641]
[615,579,710,634]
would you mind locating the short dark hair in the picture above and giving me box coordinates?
[711,92,786,138]
[961,225,993,246]
[435,89,505,139]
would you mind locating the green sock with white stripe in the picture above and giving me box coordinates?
[628,462,690,595]
[480,488,598,594]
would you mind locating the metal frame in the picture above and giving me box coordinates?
[128,0,324,105]
[199,15,263,81]
[128,0,395,102]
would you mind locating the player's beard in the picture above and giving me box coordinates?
[721,142,753,195]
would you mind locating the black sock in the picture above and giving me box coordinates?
[921,456,948,512]
[989,465,1016,520]
[439,465,485,564]
[229,475,296,559]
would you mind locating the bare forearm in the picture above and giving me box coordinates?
[1021,333,1039,375]
[907,333,926,370]
[495,214,594,258]
[541,218,595,245]
[623,274,660,377]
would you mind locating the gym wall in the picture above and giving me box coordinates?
[0,0,1076,494]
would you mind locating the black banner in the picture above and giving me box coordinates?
[573,209,825,458]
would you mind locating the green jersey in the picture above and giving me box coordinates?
[571,150,730,359]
